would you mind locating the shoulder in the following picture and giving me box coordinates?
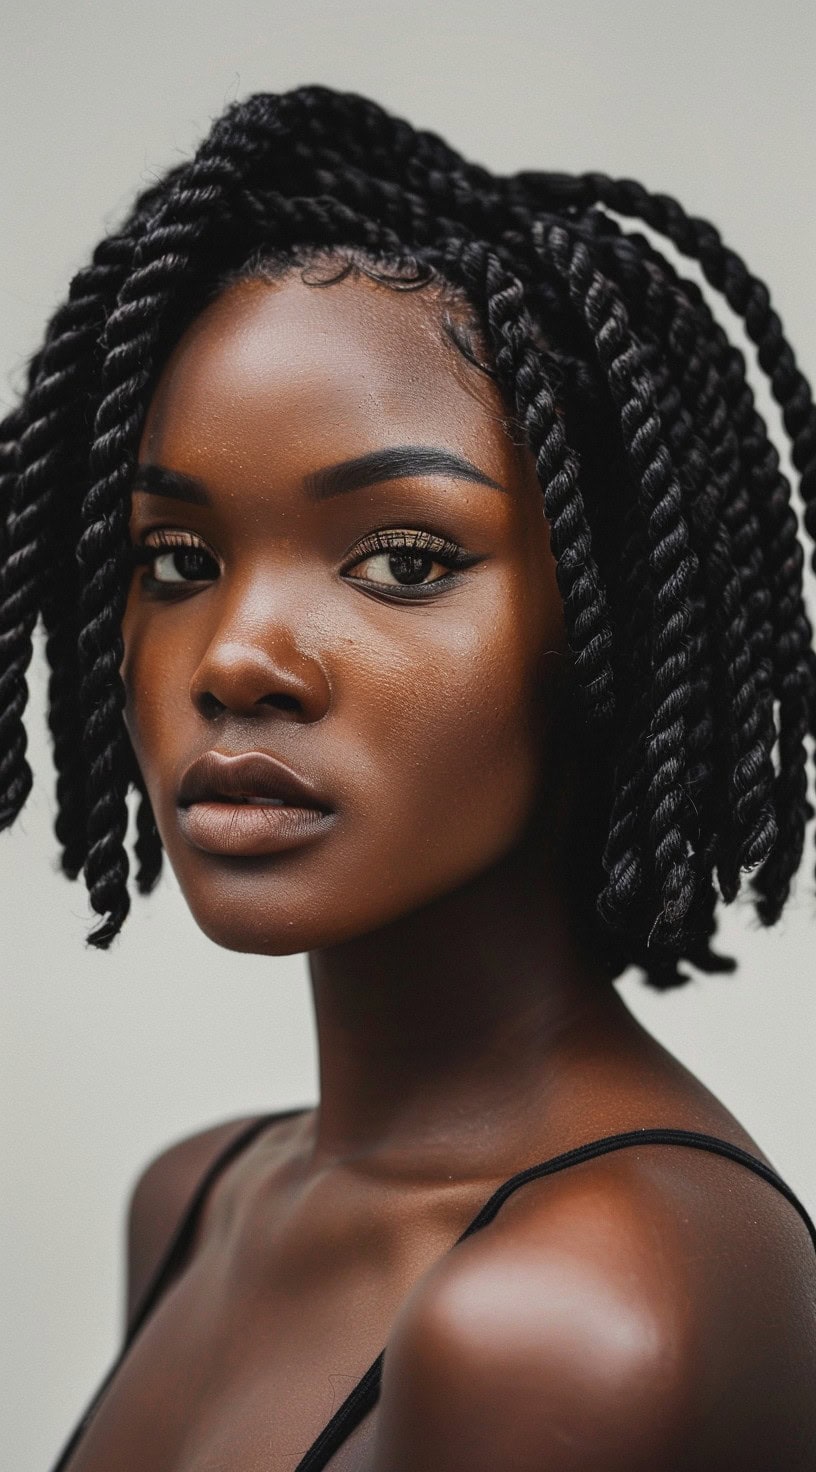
[375,1144,816,1471]
[125,1113,266,1332]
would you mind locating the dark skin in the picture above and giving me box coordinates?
[66,272,816,1472]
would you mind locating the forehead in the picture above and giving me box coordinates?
[139,274,524,489]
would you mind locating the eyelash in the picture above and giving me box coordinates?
[129,531,218,597]
[129,527,477,600]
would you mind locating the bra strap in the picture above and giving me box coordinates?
[291,1126,816,1471]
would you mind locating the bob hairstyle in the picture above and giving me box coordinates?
[1,82,815,990]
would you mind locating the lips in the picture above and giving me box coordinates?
[178,750,330,811]
[176,751,335,857]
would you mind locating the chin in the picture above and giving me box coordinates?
[163,811,538,956]
[174,877,396,956]
[180,888,351,956]
[171,861,453,957]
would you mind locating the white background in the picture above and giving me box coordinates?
[2,4,814,1468]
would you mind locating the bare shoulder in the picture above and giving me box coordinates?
[125,1112,267,1331]
[375,1144,816,1471]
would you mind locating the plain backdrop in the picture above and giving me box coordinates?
[2,3,815,1468]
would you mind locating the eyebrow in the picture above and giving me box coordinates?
[132,464,210,503]
[132,445,508,505]
[303,446,508,499]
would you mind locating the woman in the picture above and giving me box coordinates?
[3,83,815,1471]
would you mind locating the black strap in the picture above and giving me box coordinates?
[49,1121,816,1472]
[125,1112,294,1347]
[49,1109,299,1472]
[291,1127,816,1471]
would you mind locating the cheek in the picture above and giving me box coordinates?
[342,574,554,883]
[117,561,562,953]
[120,594,186,794]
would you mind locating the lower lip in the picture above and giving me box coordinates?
[178,802,335,857]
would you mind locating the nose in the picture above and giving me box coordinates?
[189,594,332,724]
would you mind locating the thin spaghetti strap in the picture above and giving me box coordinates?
[456,1127,816,1247]
[126,1111,303,1345]
[49,1108,304,1472]
[291,1126,816,1472]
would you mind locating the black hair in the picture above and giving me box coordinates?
[2,82,815,989]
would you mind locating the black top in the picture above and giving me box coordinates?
[50,1113,816,1472]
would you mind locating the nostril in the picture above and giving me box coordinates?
[259,693,301,713]
[195,690,305,719]
[199,691,227,719]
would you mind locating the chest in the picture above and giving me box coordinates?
[59,1172,479,1472]
[60,1255,383,1472]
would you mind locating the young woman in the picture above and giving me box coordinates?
[3,83,815,1471]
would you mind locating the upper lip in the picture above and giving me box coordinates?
[178,751,331,810]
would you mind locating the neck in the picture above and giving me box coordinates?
[306,833,630,1175]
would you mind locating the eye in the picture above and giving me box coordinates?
[343,529,475,596]
[131,532,219,589]
[151,547,218,584]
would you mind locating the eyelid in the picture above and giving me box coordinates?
[139,527,221,564]
[141,528,212,548]
[131,526,478,584]
[342,526,472,566]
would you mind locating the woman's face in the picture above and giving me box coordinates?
[122,271,569,954]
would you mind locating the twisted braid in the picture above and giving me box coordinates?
[0,402,28,546]
[541,223,700,948]
[636,252,810,917]
[74,137,416,945]
[3,84,813,983]
[0,362,74,822]
[76,166,246,943]
[529,176,816,775]
[444,239,616,729]
[592,230,779,899]
[38,236,145,878]
[133,777,162,895]
[564,207,813,961]
[716,346,814,921]
[516,165,816,560]
[0,400,28,815]
[1,164,190,877]
[584,173,816,524]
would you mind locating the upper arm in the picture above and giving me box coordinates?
[124,1114,263,1334]
[374,1238,688,1472]
[373,1155,816,1472]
